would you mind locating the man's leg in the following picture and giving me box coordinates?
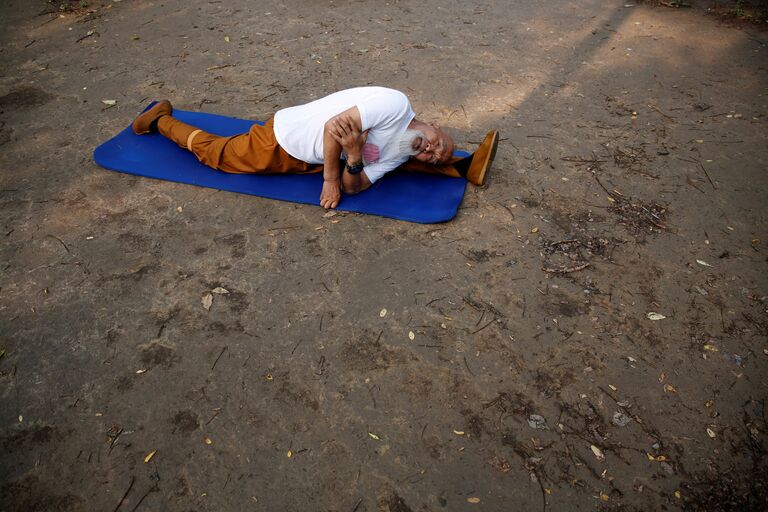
[398,131,499,186]
[398,158,464,178]
[133,101,320,175]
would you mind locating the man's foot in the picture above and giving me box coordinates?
[466,130,499,186]
[132,100,173,134]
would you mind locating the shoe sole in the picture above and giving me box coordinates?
[472,131,499,186]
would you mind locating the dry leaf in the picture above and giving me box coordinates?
[696,259,713,267]
[211,287,229,295]
[144,449,157,463]
[647,312,666,321]
[368,432,380,441]
[101,99,116,105]
[467,497,481,504]
[706,428,716,439]
[703,344,718,352]
[590,444,605,461]
[202,293,213,310]
[664,384,677,393]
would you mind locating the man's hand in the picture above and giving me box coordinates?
[320,178,341,209]
[329,114,368,163]
[321,106,371,205]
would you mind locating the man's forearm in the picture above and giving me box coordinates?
[341,168,366,194]
[322,127,344,181]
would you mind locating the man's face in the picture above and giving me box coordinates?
[410,124,454,165]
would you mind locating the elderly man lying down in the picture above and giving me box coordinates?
[132,86,499,209]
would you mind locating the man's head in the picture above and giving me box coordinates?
[400,120,454,165]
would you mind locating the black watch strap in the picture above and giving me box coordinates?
[345,160,365,175]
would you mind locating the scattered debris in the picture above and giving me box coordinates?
[527,414,548,430]
[612,412,632,427]
[143,449,157,463]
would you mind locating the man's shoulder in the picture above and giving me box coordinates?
[341,86,409,103]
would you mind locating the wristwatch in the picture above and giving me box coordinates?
[345,160,365,175]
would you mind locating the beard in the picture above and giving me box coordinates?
[398,128,427,157]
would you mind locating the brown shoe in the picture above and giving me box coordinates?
[466,130,499,186]
[132,100,173,134]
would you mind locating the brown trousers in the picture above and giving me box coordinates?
[157,116,462,177]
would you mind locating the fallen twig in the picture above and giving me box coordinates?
[211,346,228,371]
[542,262,591,274]
[472,317,495,334]
[699,161,716,190]
[648,104,676,121]
[463,355,475,376]
[112,476,135,512]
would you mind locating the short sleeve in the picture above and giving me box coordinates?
[357,90,413,132]
[363,156,409,184]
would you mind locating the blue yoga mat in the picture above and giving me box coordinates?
[93,105,468,223]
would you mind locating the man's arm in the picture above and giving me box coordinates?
[319,124,344,209]
[328,109,371,194]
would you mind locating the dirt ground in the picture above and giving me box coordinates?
[1,0,767,510]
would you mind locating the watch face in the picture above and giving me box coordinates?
[347,162,364,174]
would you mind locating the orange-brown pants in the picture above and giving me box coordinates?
[157,115,463,177]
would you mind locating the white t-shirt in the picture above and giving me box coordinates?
[273,87,416,183]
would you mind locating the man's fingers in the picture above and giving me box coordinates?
[338,116,354,131]
[341,114,360,131]
[335,117,349,134]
